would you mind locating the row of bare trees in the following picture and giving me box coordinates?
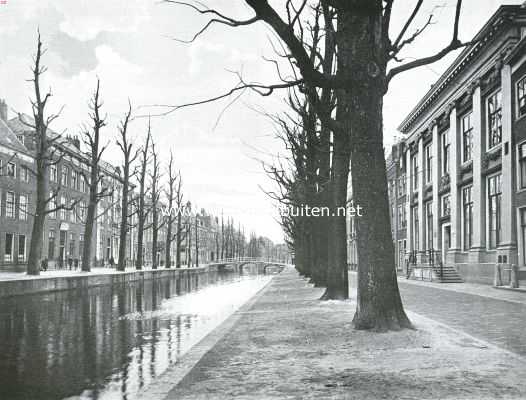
[23,34,190,275]
[167,0,471,331]
[22,33,259,276]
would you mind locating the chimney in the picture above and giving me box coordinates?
[0,99,7,122]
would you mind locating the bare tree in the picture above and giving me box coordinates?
[135,121,152,269]
[149,139,163,269]
[80,79,111,272]
[175,174,185,268]
[164,151,179,268]
[166,0,470,331]
[24,33,77,275]
[116,104,138,271]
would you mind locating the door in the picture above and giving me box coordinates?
[442,224,451,262]
[59,230,67,268]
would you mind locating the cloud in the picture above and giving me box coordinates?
[55,0,150,41]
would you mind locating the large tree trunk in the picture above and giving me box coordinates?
[117,175,129,271]
[339,4,412,330]
[81,193,96,272]
[165,221,173,268]
[135,198,145,270]
[323,124,349,300]
[27,164,47,275]
[176,212,182,268]
[152,210,158,269]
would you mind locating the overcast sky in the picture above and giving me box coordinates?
[0,0,521,242]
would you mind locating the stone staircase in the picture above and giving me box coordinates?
[433,264,463,283]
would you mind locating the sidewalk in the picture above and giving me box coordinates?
[141,267,526,400]
[396,273,526,305]
[0,264,199,282]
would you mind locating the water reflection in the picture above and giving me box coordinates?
[0,269,270,400]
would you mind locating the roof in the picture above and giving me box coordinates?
[398,5,526,133]
[0,118,30,154]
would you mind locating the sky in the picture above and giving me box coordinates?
[0,0,522,243]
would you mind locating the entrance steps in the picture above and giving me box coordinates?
[434,264,464,283]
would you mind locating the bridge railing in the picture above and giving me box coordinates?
[209,257,287,265]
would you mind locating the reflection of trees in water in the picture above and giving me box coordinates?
[0,270,240,399]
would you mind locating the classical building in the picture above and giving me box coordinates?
[394,4,526,284]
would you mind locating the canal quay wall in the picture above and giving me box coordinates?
[0,266,216,298]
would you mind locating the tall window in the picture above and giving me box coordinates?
[80,175,86,192]
[48,230,56,260]
[441,194,451,217]
[49,193,57,219]
[50,165,57,182]
[488,174,502,249]
[79,234,84,260]
[72,171,78,190]
[487,91,502,148]
[6,162,16,178]
[411,153,419,191]
[463,186,473,250]
[60,196,67,220]
[18,235,26,262]
[412,207,419,250]
[398,205,406,229]
[61,166,68,187]
[69,233,75,258]
[441,130,450,175]
[398,174,406,196]
[425,201,433,250]
[521,209,526,266]
[462,113,473,162]
[21,166,30,183]
[520,142,526,190]
[6,191,14,218]
[4,233,13,262]
[19,194,27,220]
[425,144,432,184]
[518,75,526,118]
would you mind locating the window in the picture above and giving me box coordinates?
[462,113,473,162]
[441,194,451,217]
[425,201,433,251]
[19,194,27,220]
[48,230,55,260]
[411,153,419,191]
[80,174,87,193]
[69,233,75,258]
[50,165,57,182]
[463,186,473,250]
[398,174,406,196]
[441,130,450,175]
[18,235,26,262]
[6,191,14,218]
[6,162,16,178]
[425,144,432,184]
[49,194,57,219]
[488,174,502,249]
[487,91,502,148]
[412,207,419,251]
[518,75,526,118]
[61,166,68,187]
[60,196,67,220]
[397,205,406,230]
[4,233,13,262]
[21,166,30,183]
[79,234,84,260]
[71,171,78,191]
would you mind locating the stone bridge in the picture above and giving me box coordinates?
[208,257,288,275]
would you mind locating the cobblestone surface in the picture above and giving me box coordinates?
[349,274,526,356]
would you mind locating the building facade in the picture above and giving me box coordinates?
[394,5,526,284]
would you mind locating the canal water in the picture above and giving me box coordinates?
[0,269,272,400]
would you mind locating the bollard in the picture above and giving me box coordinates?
[494,263,502,287]
[510,264,519,289]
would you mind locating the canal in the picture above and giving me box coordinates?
[0,269,272,400]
